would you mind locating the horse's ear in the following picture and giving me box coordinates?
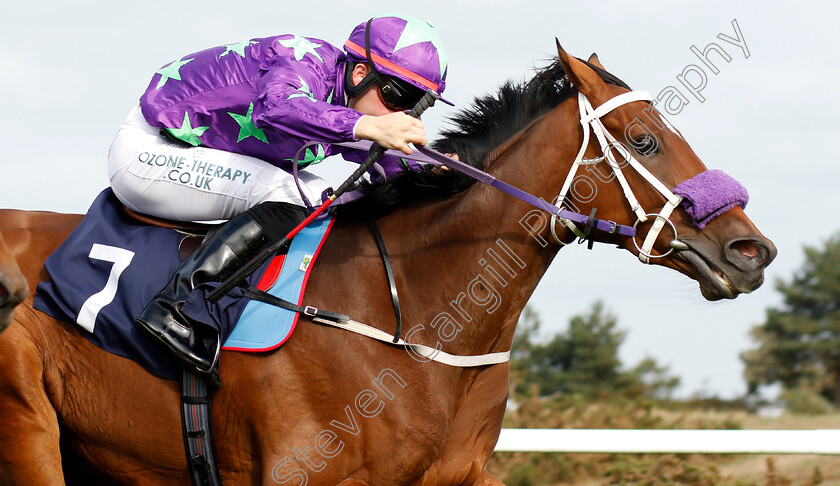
[556,39,606,97]
[587,53,606,70]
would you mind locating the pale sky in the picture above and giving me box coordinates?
[3,0,838,398]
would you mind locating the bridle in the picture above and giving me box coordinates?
[551,91,684,263]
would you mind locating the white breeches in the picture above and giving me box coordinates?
[107,106,331,222]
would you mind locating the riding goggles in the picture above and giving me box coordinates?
[376,74,427,112]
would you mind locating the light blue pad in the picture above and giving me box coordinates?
[222,215,333,351]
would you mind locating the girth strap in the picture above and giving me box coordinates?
[242,287,349,322]
[312,316,511,367]
[180,370,222,486]
[368,218,403,343]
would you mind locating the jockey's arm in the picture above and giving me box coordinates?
[254,58,427,155]
[254,58,364,143]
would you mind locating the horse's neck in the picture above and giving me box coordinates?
[386,104,579,356]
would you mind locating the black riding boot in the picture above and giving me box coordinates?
[135,211,271,379]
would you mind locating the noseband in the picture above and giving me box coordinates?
[553,91,682,263]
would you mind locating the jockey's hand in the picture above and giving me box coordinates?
[355,113,427,155]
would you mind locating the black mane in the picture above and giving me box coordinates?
[336,58,630,218]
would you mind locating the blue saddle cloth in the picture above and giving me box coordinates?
[34,189,334,381]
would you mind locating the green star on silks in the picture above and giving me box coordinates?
[166,112,209,146]
[392,17,448,77]
[228,102,268,144]
[219,40,258,59]
[287,76,317,102]
[155,57,194,89]
[286,144,326,166]
[277,35,324,62]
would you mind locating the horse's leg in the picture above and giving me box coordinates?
[0,317,65,485]
[419,366,510,486]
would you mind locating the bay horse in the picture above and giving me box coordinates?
[0,46,775,485]
[0,231,28,333]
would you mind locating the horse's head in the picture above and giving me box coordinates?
[549,45,775,300]
[0,232,27,332]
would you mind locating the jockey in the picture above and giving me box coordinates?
[107,14,450,380]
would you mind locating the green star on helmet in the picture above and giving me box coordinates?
[392,17,448,77]
[277,35,324,62]
[155,57,194,89]
[166,111,209,146]
[219,40,258,59]
[228,103,268,144]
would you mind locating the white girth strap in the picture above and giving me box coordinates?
[312,317,511,367]
[552,91,684,263]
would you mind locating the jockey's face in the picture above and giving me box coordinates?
[347,63,401,116]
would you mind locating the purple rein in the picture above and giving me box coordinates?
[296,140,747,237]
[306,141,636,238]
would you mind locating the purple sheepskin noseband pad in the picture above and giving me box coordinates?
[673,170,749,229]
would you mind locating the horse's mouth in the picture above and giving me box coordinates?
[675,247,738,300]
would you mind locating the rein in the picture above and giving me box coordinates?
[295,140,637,239]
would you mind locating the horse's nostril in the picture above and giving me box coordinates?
[734,240,761,259]
[726,237,777,270]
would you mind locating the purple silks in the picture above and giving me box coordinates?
[673,170,749,229]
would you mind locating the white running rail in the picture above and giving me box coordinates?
[495,429,840,454]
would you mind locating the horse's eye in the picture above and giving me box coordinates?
[632,135,659,156]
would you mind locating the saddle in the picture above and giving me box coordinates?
[121,205,219,233]
[121,206,215,259]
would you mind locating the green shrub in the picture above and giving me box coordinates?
[781,386,835,415]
